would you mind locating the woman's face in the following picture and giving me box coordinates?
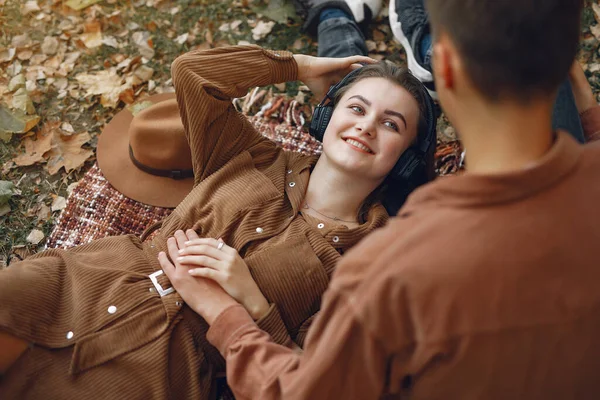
[321,77,420,183]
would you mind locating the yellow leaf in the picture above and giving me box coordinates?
[64,0,101,11]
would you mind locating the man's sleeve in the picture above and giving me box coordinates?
[207,289,389,400]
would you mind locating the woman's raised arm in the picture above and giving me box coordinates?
[171,45,298,183]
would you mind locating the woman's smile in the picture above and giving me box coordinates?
[343,137,375,154]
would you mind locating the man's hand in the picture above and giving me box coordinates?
[159,230,237,325]
[293,54,377,100]
[569,61,598,115]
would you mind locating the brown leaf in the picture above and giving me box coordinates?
[0,104,40,138]
[26,229,44,245]
[17,49,33,61]
[593,3,600,24]
[41,36,59,55]
[373,29,385,41]
[13,124,54,166]
[119,88,135,104]
[64,0,101,11]
[46,131,93,175]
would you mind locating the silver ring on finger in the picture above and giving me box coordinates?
[217,242,224,250]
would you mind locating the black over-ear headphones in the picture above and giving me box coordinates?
[309,66,437,184]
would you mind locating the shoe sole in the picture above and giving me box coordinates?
[388,0,438,99]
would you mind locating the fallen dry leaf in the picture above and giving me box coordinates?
[81,31,103,48]
[0,48,16,63]
[133,65,154,83]
[36,203,51,220]
[0,204,10,217]
[76,68,130,108]
[46,131,93,175]
[21,0,40,15]
[17,49,34,61]
[26,229,45,245]
[0,104,40,140]
[593,3,600,24]
[11,34,32,49]
[132,31,155,59]
[8,74,26,92]
[13,126,53,166]
[51,195,67,212]
[11,88,36,114]
[64,0,101,11]
[174,33,189,45]
[252,21,276,41]
[591,24,600,41]
[41,36,59,55]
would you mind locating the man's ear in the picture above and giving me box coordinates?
[432,34,456,92]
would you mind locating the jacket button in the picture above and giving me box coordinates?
[332,236,340,243]
[317,223,325,229]
[66,331,74,340]
[287,169,292,174]
[288,182,295,187]
[256,227,264,233]
[107,305,117,314]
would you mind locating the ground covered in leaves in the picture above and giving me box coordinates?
[1,0,599,266]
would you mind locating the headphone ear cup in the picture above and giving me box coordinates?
[309,104,334,142]
[392,148,422,181]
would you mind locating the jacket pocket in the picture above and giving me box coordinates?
[244,233,330,331]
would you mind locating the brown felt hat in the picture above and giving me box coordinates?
[97,93,194,208]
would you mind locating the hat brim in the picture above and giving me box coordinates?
[97,93,194,209]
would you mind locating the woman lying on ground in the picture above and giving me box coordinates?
[0,44,436,398]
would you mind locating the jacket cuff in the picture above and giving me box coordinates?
[207,304,256,355]
[581,105,600,143]
[263,49,298,84]
[255,303,292,346]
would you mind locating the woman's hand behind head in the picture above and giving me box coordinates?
[293,54,377,100]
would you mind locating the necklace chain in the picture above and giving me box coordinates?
[302,202,356,223]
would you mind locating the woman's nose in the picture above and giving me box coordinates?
[355,118,376,138]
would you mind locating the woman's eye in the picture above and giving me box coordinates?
[350,105,363,114]
[384,120,399,131]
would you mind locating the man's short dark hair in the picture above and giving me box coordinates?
[425,0,584,102]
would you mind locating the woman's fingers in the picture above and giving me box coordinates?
[345,55,377,65]
[158,251,176,277]
[179,243,226,260]
[185,229,200,241]
[183,237,234,256]
[177,255,221,270]
[174,230,188,249]
[184,237,220,248]
[188,267,226,284]
[166,237,181,263]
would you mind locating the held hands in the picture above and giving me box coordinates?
[159,231,237,325]
[293,54,377,100]
[159,229,270,321]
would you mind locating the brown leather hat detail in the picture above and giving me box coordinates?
[97,93,194,208]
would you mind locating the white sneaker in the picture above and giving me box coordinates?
[389,0,434,89]
[344,0,382,23]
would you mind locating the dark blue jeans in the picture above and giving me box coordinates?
[317,17,586,143]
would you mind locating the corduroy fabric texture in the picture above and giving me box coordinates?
[0,46,392,399]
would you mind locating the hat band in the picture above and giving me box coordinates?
[128,145,194,180]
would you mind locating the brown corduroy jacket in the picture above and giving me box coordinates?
[0,46,388,399]
[207,108,600,400]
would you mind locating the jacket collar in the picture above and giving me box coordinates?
[400,131,583,215]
